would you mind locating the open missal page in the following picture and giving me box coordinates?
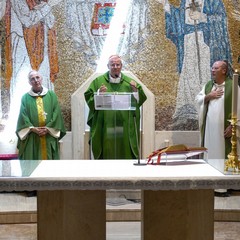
[147,144,207,164]
[94,93,132,110]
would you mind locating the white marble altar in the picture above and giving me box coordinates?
[0,159,235,190]
[1,159,240,240]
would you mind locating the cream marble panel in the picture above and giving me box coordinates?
[59,131,72,159]
[59,130,202,159]
[155,130,200,149]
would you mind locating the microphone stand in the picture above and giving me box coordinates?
[121,78,146,165]
[133,113,147,166]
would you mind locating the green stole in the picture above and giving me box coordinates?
[202,78,232,158]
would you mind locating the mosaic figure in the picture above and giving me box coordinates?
[3,0,62,135]
[0,0,7,121]
[65,0,148,67]
[158,0,232,129]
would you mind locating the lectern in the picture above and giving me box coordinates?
[94,92,137,110]
[94,92,139,159]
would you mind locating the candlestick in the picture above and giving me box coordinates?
[232,73,239,118]
[225,117,239,172]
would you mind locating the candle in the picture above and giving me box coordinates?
[232,73,239,118]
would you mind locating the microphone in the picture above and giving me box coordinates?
[113,75,143,164]
[114,74,137,90]
[115,76,143,164]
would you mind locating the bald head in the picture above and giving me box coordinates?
[108,55,122,64]
[211,61,228,84]
[28,70,41,81]
[220,61,228,74]
[107,55,122,78]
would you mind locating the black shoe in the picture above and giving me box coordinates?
[214,191,230,197]
[25,191,37,197]
[227,189,240,196]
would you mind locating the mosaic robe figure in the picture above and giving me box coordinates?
[0,0,6,121]
[160,0,232,129]
[4,0,61,137]
[65,0,148,67]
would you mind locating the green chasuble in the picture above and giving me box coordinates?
[84,72,147,159]
[16,90,66,160]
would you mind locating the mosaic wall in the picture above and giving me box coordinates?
[0,0,240,132]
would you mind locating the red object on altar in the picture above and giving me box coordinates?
[0,154,18,160]
[147,144,207,165]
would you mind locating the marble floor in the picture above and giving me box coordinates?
[0,221,239,240]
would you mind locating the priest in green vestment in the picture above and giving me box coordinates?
[16,70,66,160]
[84,55,147,159]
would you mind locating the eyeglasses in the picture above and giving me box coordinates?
[109,64,122,68]
[30,76,41,82]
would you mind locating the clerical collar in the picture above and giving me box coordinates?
[33,87,43,95]
[28,86,48,97]
[213,81,225,87]
[109,73,121,83]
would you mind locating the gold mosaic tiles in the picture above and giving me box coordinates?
[0,0,239,132]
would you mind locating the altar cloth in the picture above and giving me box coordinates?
[31,159,223,178]
[1,159,240,192]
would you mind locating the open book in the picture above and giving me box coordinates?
[147,144,207,164]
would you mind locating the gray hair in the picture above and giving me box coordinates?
[28,70,39,81]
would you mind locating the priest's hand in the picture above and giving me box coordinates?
[211,88,224,99]
[204,88,223,103]
[224,125,232,138]
[31,127,48,137]
[99,84,107,93]
[130,80,138,92]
